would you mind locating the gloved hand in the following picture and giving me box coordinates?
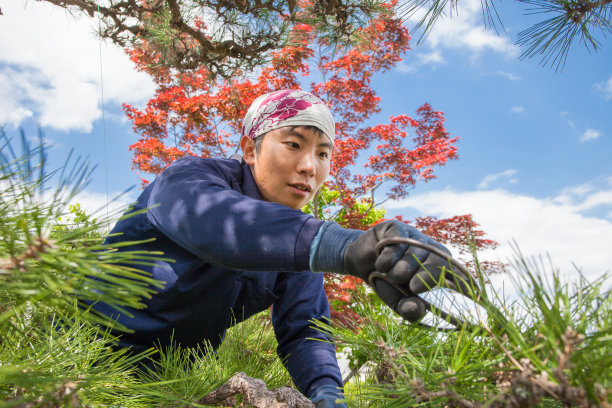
[310,385,346,408]
[310,220,469,322]
[348,220,456,321]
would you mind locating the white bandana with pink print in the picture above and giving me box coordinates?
[241,90,336,143]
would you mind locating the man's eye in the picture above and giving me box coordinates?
[286,142,300,149]
[319,151,330,159]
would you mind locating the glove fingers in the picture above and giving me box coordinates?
[397,296,427,322]
[421,239,475,293]
[375,243,408,274]
[409,262,473,295]
[373,278,404,308]
[409,267,443,294]
[385,258,413,283]
[375,244,429,283]
[373,278,426,322]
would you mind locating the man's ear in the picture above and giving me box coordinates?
[240,136,256,165]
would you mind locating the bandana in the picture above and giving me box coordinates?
[241,90,336,142]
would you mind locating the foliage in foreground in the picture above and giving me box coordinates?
[0,131,291,407]
[327,257,611,408]
[1,131,610,407]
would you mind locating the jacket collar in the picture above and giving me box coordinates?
[232,154,263,201]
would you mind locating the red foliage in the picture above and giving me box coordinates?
[404,214,497,254]
[122,1,497,322]
[323,274,364,327]
[123,2,457,210]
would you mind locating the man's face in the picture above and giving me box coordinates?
[241,126,333,210]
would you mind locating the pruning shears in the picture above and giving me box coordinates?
[367,237,483,332]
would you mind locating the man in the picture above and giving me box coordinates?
[93,90,453,407]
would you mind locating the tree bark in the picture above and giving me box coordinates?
[197,372,314,408]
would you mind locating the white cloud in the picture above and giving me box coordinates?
[511,106,525,114]
[0,1,155,131]
[24,188,136,233]
[594,75,612,100]
[554,181,612,214]
[417,51,446,65]
[396,62,417,73]
[70,190,137,227]
[478,169,518,189]
[0,67,35,126]
[497,71,522,81]
[396,51,446,73]
[404,0,518,58]
[554,183,596,205]
[580,128,602,143]
[0,102,33,127]
[388,187,612,280]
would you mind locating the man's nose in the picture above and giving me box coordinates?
[297,152,316,176]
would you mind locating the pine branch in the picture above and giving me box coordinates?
[517,0,612,70]
[410,379,479,408]
[34,0,388,78]
[0,235,53,273]
[6,381,81,408]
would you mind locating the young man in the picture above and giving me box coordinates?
[93,90,453,407]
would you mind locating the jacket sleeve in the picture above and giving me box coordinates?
[145,157,324,271]
[272,271,344,397]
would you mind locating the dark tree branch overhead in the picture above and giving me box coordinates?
[517,0,612,70]
[29,0,387,78]
[10,0,607,73]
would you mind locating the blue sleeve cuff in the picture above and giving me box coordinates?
[310,384,347,408]
[309,222,362,274]
[307,379,344,398]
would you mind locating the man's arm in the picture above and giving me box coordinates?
[271,271,344,399]
[145,157,324,271]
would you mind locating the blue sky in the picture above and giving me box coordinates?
[1,0,611,285]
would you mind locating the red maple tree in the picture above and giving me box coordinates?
[122,1,500,323]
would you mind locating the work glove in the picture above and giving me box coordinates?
[310,220,469,322]
[310,385,346,408]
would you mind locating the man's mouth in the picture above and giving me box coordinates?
[289,183,312,192]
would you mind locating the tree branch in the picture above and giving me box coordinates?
[31,0,384,77]
[0,236,53,273]
[197,372,314,408]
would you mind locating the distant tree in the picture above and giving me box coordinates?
[122,4,501,323]
[123,4,459,229]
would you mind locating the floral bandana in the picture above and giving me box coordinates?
[241,90,336,143]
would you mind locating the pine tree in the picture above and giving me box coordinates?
[0,128,163,407]
[1,127,610,407]
[0,129,308,407]
[321,252,612,407]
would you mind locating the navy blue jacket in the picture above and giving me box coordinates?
[92,156,343,396]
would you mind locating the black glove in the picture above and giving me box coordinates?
[309,220,468,322]
[343,220,457,322]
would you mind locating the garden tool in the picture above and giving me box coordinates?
[368,237,484,331]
